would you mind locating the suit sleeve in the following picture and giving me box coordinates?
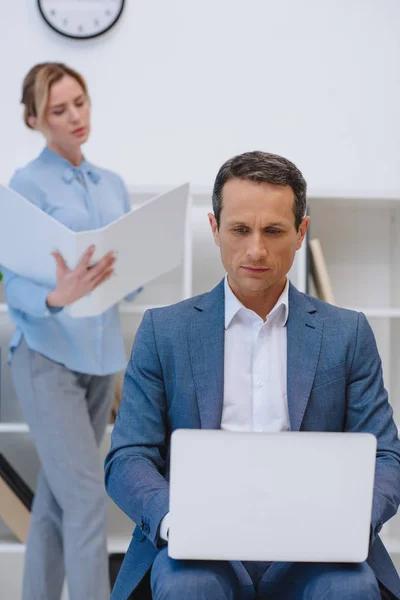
[345,312,400,545]
[104,309,169,546]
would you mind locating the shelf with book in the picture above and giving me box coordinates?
[307,199,400,309]
[308,195,400,563]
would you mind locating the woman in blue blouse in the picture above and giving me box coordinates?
[2,63,141,600]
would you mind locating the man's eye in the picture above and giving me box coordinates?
[234,228,248,234]
[267,229,280,235]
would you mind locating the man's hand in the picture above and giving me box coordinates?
[46,245,116,308]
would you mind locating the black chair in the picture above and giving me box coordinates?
[129,571,152,600]
[109,554,152,600]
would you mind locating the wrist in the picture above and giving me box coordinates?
[46,290,62,308]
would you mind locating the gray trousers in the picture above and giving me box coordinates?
[11,338,116,600]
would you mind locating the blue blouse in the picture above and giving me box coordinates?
[2,147,141,375]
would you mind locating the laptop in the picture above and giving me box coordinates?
[168,430,376,562]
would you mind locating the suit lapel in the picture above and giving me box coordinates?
[188,280,323,432]
[287,285,323,431]
[188,281,225,429]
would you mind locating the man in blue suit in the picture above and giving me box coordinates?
[105,151,400,599]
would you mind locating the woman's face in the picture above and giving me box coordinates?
[43,75,90,151]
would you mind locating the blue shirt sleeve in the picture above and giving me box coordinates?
[9,170,47,210]
[1,171,62,318]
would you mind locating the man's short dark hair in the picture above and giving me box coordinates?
[212,151,307,231]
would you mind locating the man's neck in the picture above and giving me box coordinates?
[227,276,287,321]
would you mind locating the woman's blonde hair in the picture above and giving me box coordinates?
[21,63,88,129]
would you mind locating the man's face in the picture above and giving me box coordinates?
[209,178,309,299]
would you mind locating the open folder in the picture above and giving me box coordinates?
[0,183,189,317]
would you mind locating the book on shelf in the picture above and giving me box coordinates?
[308,238,335,305]
[0,453,34,542]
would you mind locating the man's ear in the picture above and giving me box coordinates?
[208,213,220,247]
[296,216,310,250]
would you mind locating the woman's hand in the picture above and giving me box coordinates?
[46,245,116,308]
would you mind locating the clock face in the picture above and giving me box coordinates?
[37,0,125,40]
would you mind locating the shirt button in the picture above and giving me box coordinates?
[257,380,264,388]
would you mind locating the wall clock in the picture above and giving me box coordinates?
[37,0,125,40]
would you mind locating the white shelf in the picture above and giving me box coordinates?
[0,303,165,315]
[344,308,400,319]
[0,535,130,555]
[0,423,29,433]
[107,536,131,554]
[1,303,400,319]
[0,536,24,554]
[2,304,400,319]
[0,423,114,434]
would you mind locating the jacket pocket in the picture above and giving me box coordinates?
[312,362,346,390]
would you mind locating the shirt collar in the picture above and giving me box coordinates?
[224,275,289,329]
[39,146,101,185]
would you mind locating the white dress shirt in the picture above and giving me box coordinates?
[160,276,291,541]
[221,276,290,433]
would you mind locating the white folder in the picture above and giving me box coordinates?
[0,183,189,317]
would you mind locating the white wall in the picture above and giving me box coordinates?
[1,0,400,195]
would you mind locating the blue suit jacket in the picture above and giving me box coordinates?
[105,281,400,600]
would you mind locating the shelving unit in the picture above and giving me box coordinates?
[1,186,399,597]
[307,194,400,572]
